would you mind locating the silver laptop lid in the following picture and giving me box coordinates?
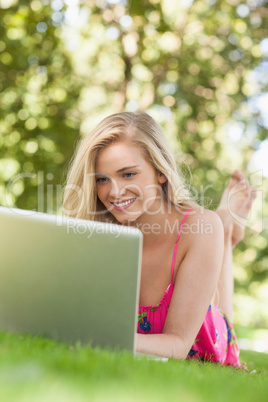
[0,207,142,352]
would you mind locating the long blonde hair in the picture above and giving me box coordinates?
[62,112,196,222]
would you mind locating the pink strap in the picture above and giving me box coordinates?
[170,208,192,283]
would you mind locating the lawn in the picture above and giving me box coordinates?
[0,332,267,402]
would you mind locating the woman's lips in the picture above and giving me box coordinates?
[111,197,137,211]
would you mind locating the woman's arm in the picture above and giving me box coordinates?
[136,333,188,360]
[135,209,224,359]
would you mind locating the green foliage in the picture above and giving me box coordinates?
[0,0,267,327]
[0,0,81,211]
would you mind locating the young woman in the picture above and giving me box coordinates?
[63,112,256,367]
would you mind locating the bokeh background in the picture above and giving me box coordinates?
[0,0,267,350]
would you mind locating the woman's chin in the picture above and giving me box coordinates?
[113,213,139,225]
[116,217,136,225]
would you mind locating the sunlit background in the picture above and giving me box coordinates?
[0,0,267,351]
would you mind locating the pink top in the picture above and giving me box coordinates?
[137,208,241,367]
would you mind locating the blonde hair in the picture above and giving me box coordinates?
[63,112,196,222]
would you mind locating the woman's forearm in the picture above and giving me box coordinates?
[135,333,189,360]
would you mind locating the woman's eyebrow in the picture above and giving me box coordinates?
[95,173,108,177]
[116,165,140,173]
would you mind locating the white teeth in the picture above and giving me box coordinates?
[113,198,136,207]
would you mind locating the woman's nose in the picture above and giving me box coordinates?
[109,179,126,199]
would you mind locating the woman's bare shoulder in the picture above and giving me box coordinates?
[180,207,224,246]
[187,206,223,225]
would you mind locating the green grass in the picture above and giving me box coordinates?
[0,332,267,402]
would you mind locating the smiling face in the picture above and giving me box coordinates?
[95,140,167,224]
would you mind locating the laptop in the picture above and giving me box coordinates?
[0,206,142,352]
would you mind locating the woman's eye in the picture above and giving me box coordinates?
[96,177,108,184]
[124,172,136,179]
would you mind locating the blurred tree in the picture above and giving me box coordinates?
[0,0,267,328]
[72,0,268,199]
[0,0,81,212]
